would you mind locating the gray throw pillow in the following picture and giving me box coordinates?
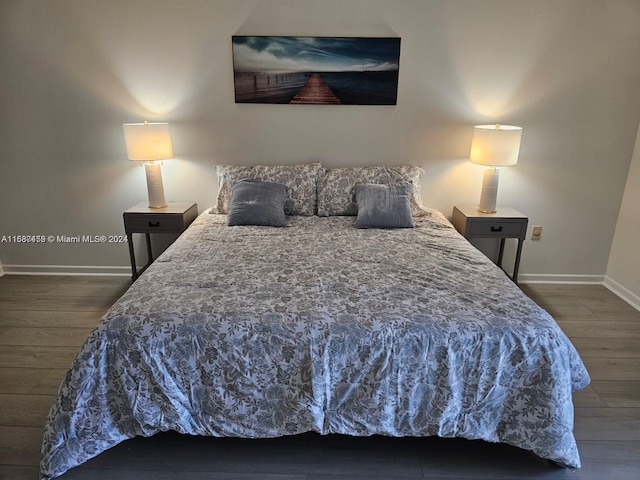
[355,183,414,229]
[228,179,287,227]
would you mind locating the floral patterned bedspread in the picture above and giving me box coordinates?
[41,210,590,479]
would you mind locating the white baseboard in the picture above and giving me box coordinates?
[2,264,131,276]
[603,276,640,312]
[517,274,605,284]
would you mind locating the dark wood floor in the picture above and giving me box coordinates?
[0,276,639,480]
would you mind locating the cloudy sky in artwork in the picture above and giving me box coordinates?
[232,36,400,73]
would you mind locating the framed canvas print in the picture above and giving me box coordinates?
[232,36,401,105]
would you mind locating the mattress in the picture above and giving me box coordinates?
[40,210,590,479]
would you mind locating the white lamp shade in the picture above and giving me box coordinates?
[469,124,522,167]
[123,122,174,161]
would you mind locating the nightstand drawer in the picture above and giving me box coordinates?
[123,202,198,281]
[451,205,528,283]
[124,214,184,233]
[468,221,525,237]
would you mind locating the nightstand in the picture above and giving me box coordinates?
[123,202,198,280]
[451,206,528,283]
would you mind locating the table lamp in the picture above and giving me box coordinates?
[123,121,174,209]
[469,124,522,213]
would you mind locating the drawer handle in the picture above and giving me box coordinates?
[148,221,160,227]
[490,226,503,232]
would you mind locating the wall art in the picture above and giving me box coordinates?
[232,36,401,105]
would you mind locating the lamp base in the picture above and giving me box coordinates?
[477,206,497,214]
[145,163,167,209]
[477,167,499,214]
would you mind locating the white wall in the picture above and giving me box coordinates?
[606,122,640,308]
[1,0,639,278]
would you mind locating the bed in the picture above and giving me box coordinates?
[40,163,590,479]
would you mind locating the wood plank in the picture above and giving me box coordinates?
[0,283,126,300]
[537,305,597,320]
[574,440,640,478]
[570,337,640,358]
[0,282,58,296]
[587,305,640,322]
[47,283,129,299]
[0,368,54,394]
[574,408,640,441]
[0,296,115,312]
[0,367,65,395]
[522,285,630,307]
[0,394,56,427]
[0,275,129,286]
[54,276,130,286]
[0,310,103,328]
[572,386,606,408]
[556,320,640,339]
[0,346,78,369]
[0,465,40,480]
[29,369,66,395]
[0,275,73,285]
[0,327,93,347]
[581,357,640,381]
[589,381,640,408]
[0,426,43,467]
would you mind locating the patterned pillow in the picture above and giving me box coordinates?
[216,162,322,216]
[317,165,426,216]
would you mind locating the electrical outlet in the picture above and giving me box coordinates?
[532,226,542,240]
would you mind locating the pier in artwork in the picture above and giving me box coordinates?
[289,74,341,104]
